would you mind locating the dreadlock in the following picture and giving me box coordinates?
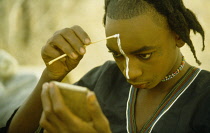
[103,0,205,65]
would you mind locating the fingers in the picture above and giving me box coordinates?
[43,130,49,133]
[71,25,91,45]
[41,43,63,63]
[87,92,104,121]
[46,82,98,133]
[42,43,60,57]
[50,34,78,59]
[45,26,90,60]
[60,27,87,55]
[87,92,111,133]
[40,112,55,133]
[41,83,52,117]
[40,83,62,132]
[41,82,107,133]
[41,25,90,79]
[48,82,78,123]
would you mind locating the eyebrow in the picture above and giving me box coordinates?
[130,46,157,54]
[106,45,157,54]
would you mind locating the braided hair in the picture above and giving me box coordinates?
[103,0,205,65]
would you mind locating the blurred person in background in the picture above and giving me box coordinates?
[0,49,37,128]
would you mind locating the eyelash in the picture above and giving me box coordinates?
[108,51,123,58]
[108,51,153,60]
[136,53,153,60]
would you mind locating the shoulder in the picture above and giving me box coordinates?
[189,68,210,94]
[196,69,210,85]
[81,60,119,77]
[191,87,210,132]
[190,69,210,132]
[79,60,121,80]
[74,60,125,90]
[188,68,210,105]
[92,60,120,75]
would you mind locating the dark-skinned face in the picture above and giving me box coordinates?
[105,14,181,89]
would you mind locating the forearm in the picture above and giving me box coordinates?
[7,25,88,133]
[7,68,64,133]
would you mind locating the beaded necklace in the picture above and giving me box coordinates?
[162,56,185,82]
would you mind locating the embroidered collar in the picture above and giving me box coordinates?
[126,67,201,133]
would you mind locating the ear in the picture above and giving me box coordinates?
[175,34,185,48]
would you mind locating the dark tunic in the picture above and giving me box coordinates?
[1,61,210,133]
[74,61,210,133]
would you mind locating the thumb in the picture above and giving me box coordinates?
[87,91,111,133]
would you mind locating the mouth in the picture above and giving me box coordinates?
[131,82,149,89]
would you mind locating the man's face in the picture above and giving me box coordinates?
[105,14,180,89]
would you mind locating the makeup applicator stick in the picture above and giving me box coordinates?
[48,34,119,65]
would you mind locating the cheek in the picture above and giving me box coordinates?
[115,58,126,73]
[147,63,164,79]
[115,57,131,79]
[144,52,175,80]
[151,73,159,83]
[146,73,161,89]
[154,54,177,79]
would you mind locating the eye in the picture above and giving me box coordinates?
[108,51,122,58]
[137,53,152,60]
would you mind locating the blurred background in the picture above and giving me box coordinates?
[0,0,209,127]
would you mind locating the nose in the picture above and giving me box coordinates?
[123,59,143,81]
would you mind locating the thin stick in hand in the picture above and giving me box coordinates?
[48,34,119,65]
[90,34,119,44]
[48,54,67,65]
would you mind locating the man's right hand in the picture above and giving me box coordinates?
[41,25,91,80]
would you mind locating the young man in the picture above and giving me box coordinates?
[5,0,210,133]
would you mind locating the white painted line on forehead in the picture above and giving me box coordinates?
[117,34,130,79]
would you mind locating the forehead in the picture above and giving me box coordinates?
[105,14,170,51]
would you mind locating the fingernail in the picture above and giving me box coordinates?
[71,52,78,59]
[49,82,55,89]
[80,47,86,54]
[87,91,96,104]
[85,38,90,45]
[42,83,49,90]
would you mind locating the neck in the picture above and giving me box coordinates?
[158,62,191,92]
[147,56,191,94]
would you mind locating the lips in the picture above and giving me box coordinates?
[133,83,148,89]
[128,80,149,89]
